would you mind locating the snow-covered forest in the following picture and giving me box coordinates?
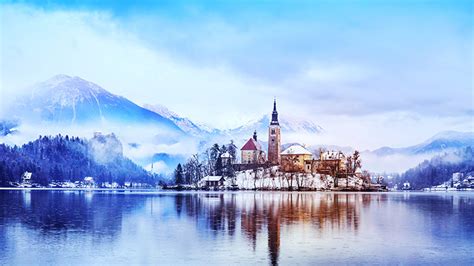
[389,147,474,189]
[0,134,154,187]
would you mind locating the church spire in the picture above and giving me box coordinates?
[271,98,279,125]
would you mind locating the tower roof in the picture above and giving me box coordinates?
[271,98,279,126]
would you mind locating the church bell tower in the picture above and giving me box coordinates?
[268,99,281,165]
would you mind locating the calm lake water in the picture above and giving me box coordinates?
[0,191,473,265]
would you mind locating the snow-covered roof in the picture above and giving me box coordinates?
[281,145,312,155]
[220,151,232,158]
[201,176,224,182]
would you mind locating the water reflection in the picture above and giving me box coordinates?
[172,193,367,264]
[1,191,473,265]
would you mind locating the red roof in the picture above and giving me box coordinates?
[241,138,262,151]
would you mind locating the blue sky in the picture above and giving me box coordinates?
[0,0,472,148]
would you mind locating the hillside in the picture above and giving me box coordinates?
[0,134,154,186]
[391,146,474,189]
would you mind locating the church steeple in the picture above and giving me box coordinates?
[271,98,279,125]
[268,98,281,165]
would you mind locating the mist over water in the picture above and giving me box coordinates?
[0,191,473,265]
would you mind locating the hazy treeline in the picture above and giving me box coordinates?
[393,146,474,189]
[0,134,154,186]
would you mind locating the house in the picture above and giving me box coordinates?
[199,176,225,188]
[241,131,266,164]
[22,171,32,184]
[304,150,348,175]
[280,145,313,172]
[220,151,233,166]
[84,176,95,187]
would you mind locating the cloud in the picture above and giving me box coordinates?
[0,4,274,129]
[1,2,472,150]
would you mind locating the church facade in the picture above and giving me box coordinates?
[239,99,281,166]
[240,131,266,164]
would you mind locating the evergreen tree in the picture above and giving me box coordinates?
[228,140,237,163]
[174,163,184,186]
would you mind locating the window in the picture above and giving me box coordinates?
[271,129,275,134]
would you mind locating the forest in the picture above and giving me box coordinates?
[393,146,474,189]
[0,134,154,187]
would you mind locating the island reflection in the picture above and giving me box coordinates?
[171,193,370,265]
[1,191,473,265]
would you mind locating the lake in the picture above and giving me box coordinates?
[0,190,473,265]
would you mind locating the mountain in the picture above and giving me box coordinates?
[224,114,323,141]
[372,131,474,156]
[142,105,324,144]
[143,104,215,136]
[7,75,184,134]
[390,146,474,190]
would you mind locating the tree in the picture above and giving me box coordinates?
[220,144,228,154]
[174,163,184,186]
[281,154,301,190]
[228,140,237,163]
[215,157,223,176]
[351,150,362,173]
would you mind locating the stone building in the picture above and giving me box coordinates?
[280,144,313,172]
[241,131,266,164]
[267,99,281,165]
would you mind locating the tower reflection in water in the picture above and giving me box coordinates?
[173,193,373,265]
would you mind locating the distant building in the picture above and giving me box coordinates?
[304,150,348,175]
[199,176,225,188]
[21,171,32,184]
[84,176,95,187]
[220,151,232,166]
[280,145,313,172]
[452,172,463,183]
[403,181,411,190]
[241,131,266,164]
[267,99,281,165]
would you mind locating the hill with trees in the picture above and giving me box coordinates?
[392,146,474,189]
[0,133,154,187]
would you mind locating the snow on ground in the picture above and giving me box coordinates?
[225,166,365,190]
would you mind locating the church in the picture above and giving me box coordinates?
[240,99,281,165]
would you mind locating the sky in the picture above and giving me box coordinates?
[1,0,473,150]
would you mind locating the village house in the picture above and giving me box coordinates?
[280,145,313,172]
[199,176,225,188]
[304,151,348,175]
[220,151,233,165]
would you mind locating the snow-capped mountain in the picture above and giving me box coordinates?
[143,104,216,136]
[7,75,183,133]
[372,131,474,156]
[225,114,323,140]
